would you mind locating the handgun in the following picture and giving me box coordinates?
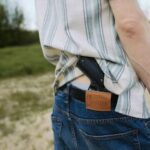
[76,56,108,91]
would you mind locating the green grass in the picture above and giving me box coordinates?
[0,44,55,139]
[0,73,54,139]
[0,122,15,137]
[0,90,53,121]
[0,43,54,78]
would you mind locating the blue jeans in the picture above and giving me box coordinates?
[51,84,150,150]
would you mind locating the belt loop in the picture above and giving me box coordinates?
[66,83,72,119]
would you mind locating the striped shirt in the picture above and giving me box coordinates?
[35,0,150,118]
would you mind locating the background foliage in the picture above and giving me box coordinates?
[0,3,39,47]
[0,44,54,78]
[0,2,55,149]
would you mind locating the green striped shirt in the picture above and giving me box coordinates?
[35,0,150,118]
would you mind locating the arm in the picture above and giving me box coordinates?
[109,0,150,91]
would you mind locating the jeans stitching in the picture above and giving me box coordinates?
[70,120,78,150]
[70,113,139,124]
[78,128,138,140]
[55,103,70,116]
[51,115,63,137]
[79,128,141,150]
[55,90,68,98]
[54,104,143,125]
[51,115,62,122]
[136,131,141,150]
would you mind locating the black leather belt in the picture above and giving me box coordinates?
[57,83,118,111]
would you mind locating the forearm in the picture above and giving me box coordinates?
[109,0,150,90]
[117,22,150,84]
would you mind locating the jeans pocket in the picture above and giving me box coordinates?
[51,115,63,137]
[78,128,140,150]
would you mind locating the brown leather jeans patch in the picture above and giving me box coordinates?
[85,90,112,111]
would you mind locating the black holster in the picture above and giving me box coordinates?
[76,56,108,91]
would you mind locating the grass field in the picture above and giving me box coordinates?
[0,43,54,78]
[0,44,55,150]
[0,73,54,150]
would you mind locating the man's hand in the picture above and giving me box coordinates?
[109,0,150,92]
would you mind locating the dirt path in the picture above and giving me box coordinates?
[0,111,54,150]
[0,73,55,150]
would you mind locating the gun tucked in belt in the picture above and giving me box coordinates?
[76,56,109,92]
[76,56,118,111]
[58,56,118,111]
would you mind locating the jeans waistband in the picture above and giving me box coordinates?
[57,83,118,111]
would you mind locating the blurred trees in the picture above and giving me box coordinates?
[0,3,24,30]
[11,7,24,29]
[0,3,38,47]
[0,4,9,30]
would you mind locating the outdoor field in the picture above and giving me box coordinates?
[0,43,55,150]
[1,0,150,150]
[1,44,150,150]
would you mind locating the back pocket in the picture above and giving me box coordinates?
[79,128,140,150]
